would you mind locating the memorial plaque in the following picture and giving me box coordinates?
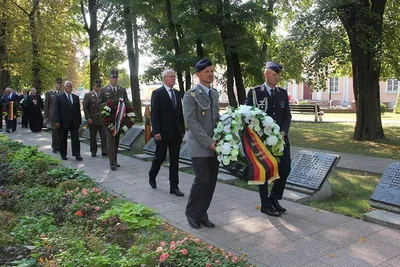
[371,163,400,210]
[82,128,90,139]
[119,127,144,149]
[79,120,87,130]
[287,150,340,192]
[179,143,191,162]
[143,138,156,154]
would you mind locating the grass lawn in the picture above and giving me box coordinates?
[290,122,400,160]
[223,168,380,219]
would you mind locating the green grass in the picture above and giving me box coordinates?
[290,122,400,160]
[224,168,379,218]
[293,112,400,121]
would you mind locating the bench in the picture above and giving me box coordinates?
[289,104,324,122]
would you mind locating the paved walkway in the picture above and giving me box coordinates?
[3,129,400,267]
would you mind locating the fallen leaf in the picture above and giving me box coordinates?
[255,206,261,210]
[359,238,366,242]
[329,254,335,258]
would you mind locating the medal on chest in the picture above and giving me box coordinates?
[201,110,206,116]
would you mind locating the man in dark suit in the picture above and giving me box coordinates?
[19,89,29,128]
[97,70,129,170]
[184,59,220,229]
[52,81,83,161]
[45,78,63,153]
[83,79,107,157]
[1,88,19,132]
[245,61,292,217]
[149,69,185,197]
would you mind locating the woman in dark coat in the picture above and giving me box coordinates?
[26,88,44,133]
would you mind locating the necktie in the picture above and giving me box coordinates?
[68,94,72,105]
[270,89,275,100]
[208,89,212,100]
[170,89,176,108]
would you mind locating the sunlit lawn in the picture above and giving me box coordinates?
[224,168,380,219]
[290,122,400,160]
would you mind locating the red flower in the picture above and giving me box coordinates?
[75,210,83,217]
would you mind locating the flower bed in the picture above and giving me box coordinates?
[0,135,253,266]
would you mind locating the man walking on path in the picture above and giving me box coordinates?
[148,69,185,197]
[83,79,107,158]
[97,70,129,171]
[52,81,83,161]
[245,61,292,217]
[184,59,220,229]
[45,78,63,153]
[1,88,18,132]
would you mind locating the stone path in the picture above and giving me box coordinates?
[4,129,400,267]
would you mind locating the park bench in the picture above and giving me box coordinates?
[289,103,324,122]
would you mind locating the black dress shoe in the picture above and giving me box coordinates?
[116,164,121,167]
[185,213,201,229]
[52,149,58,153]
[149,178,157,189]
[61,156,68,160]
[170,186,184,197]
[91,153,97,157]
[111,166,117,171]
[102,153,108,157]
[272,200,287,213]
[5,129,10,133]
[200,219,215,228]
[261,205,281,217]
[75,155,83,161]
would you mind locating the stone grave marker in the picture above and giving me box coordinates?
[370,163,400,213]
[179,142,191,163]
[143,138,156,154]
[285,150,340,201]
[119,127,144,149]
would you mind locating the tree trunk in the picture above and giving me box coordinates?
[196,38,204,58]
[124,5,143,122]
[232,52,246,105]
[338,0,386,140]
[185,70,191,91]
[0,0,10,93]
[29,1,41,92]
[165,0,184,93]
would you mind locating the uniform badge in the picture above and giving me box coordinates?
[201,110,206,116]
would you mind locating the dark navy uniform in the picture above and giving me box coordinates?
[245,83,292,208]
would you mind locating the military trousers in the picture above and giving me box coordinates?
[89,124,107,156]
[105,128,121,167]
[186,157,219,221]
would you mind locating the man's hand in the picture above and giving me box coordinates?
[154,134,162,140]
[209,141,217,151]
[281,131,286,139]
[87,119,92,125]
[55,123,60,128]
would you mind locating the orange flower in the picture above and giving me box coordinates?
[76,210,83,217]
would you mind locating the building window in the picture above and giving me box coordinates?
[329,77,339,93]
[387,79,399,92]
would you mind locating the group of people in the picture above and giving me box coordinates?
[0,87,44,133]
[1,58,291,230]
[148,58,292,230]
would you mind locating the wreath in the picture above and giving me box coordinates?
[100,98,136,134]
[213,105,285,184]
[2,101,22,119]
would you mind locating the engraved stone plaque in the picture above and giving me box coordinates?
[179,143,191,162]
[79,120,86,130]
[287,150,340,192]
[119,127,144,149]
[82,128,90,139]
[371,163,400,212]
[143,138,156,154]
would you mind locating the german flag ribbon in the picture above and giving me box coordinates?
[113,98,126,136]
[8,101,14,120]
[241,127,280,185]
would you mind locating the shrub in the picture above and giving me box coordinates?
[58,179,81,191]
[0,188,20,211]
[11,215,58,244]
[47,167,91,184]
[380,103,387,114]
[0,211,18,245]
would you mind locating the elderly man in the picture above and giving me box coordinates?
[148,69,185,196]
[1,88,19,132]
[45,78,63,153]
[245,61,292,217]
[52,81,83,161]
[19,89,29,128]
[184,59,220,229]
[26,88,43,133]
[83,79,107,157]
[97,70,129,171]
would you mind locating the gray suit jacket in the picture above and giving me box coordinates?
[183,84,220,158]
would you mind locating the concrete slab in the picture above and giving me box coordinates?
[282,189,311,203]
[217,173,237,182]
[346,238,400,262]
[318,248,383,267]
[133,153,153,161]
[363,210,400,230]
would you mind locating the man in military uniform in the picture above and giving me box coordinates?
[184,58,220,229]
[44,78,63,153]
[245,61,292,217]
[83,79,107,157]
[97,70,129,171]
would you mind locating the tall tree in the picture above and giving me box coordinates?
[0,0,10,92]
[80,0,114,87]
[14,0,41,91]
